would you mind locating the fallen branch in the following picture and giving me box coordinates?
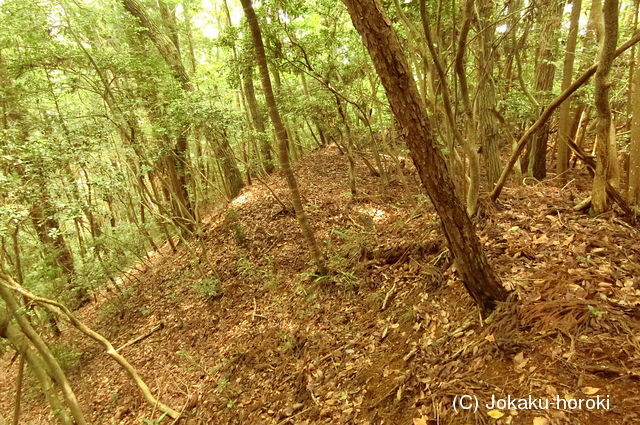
[116,322,164,352]
[0,275,180,420]
[490,30,640,201]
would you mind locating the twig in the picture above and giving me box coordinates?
[381,283,397,311]
[403,348,417,362]
[116,322,164,352]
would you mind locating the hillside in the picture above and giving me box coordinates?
[1,146,639,425]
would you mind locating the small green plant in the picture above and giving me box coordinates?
[140,412,168,425]
[225,208,247,244]
[215,377,230,394]
[194,277,222,299]
[50,343,81,373]
[236,257,265,280]
[333,270,360,292]
[236,257,279,290]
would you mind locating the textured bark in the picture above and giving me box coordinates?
[342,0,507,313]
[206,127,245,199]
[528,0,564,179]
[629,1,640,203]
[557,0,583,176]
[240,0,326,273]
[592,0,619,214]
[419,0,479,216]
[475,0,502,189]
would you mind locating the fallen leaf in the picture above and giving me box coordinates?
[533,417,550,425]
[488,409,504,419]
[413,417,428,425]
[582,386,600,395]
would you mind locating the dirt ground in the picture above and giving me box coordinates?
[1,145,639,425]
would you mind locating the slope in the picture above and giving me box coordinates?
[1,145,639,425]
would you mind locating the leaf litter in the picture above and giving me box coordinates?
[0,145,639,424]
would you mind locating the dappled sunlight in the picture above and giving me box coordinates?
[354,205,388,223]
[231,190,257,207]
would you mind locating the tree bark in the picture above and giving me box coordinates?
[342,0,507,314]
[629,1,640,203]
[475,0,502,189]
[527,0,564,179]
[557,0,583,176]
[490,29,640,201]
[240,0,326,274]
[592,0,619,213]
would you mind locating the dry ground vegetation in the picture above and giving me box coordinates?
[1,145,639,425]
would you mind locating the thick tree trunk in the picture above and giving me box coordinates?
[29,201,75,277]
[206,127,245,199]
[475,0,502,189]
[342,0,508,314]
[528,0,564,179]
[240,0,326,274]
[592,0,619,213]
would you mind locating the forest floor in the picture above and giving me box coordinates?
[1,145,640,425]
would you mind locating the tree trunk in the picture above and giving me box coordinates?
[240,0,326,274]
[0,312,73,425]
[242,66,274,173]
[475,0,502,189]
[528,0,564,179]
[557,0,583,176]
[341,0,508,314]
[629,1,640,203]
[592,0,619,214]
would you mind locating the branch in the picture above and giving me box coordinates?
[0,275,180,420]
[490,30,640,201]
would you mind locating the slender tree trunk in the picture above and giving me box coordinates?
[629,1,640,203]
[342,0,507,314]
[242,66,274,173]
[121,0,197,231]
[0,284,86,425]
[592,0,619,213]
[557,0,583,177]
[0,314,73,425]
[240,0,326,274]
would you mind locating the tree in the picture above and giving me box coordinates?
[557,0,583,177]
[341,0,508,314]
[240,0,326,274]
[592,0,620,213]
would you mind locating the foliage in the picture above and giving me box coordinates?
[193,276,222,299]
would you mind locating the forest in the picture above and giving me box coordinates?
[0,0,639,423]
